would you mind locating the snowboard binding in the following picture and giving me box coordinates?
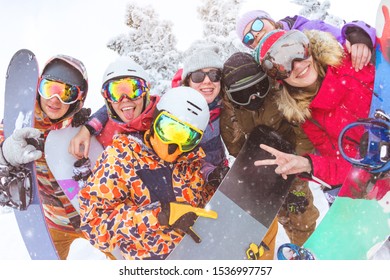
[339,109,390,174]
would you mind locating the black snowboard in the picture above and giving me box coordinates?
[168,125,294,259]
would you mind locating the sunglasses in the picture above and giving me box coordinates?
[102,77,149,103]
[261,30,311,80]
[38,78,83,105]
[189,70,221,83]
[226,73,270,106]
[242,18,264,46]
[153,111,203,152]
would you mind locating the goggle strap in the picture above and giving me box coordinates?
[227,72,269,93]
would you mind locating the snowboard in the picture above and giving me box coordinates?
[45,126,103,213]
[45,125,125,260]
[3,49,58,259]
[303,0,390,260]
[168,125,294,260]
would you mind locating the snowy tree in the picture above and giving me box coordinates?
[184,0,248,62]
[291,0,344,27]
[107,2,182,94]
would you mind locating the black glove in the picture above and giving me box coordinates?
[158,202,217,243]
[71,108,91,127]
[285,191,309,214]
[207,165,230,188]
[72,157,92,182]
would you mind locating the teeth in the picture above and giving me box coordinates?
[122,106,134,111]
[298,66,308,77]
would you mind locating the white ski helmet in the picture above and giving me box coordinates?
[157,87,209,132]
[102,56,150,85]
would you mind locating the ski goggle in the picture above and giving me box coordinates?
[226,72,270,106]
[260,30,310,80]
[339,118,390,173]
[189,70,222,83]
[153,111,203,152]
[102,77,149,103]
[242,18,265,46]
[38,78,83,104]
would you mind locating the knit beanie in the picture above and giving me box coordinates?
[253,29,286,64]
[236,10,275,42]
[223,52,264,90]
[181,48,223,80]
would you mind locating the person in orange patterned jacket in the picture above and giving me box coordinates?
[79,87,217,260]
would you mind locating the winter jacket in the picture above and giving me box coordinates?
[85,95,160,148]
[220,94,314,157]
[275,30,375,186]
[32,103,82,231]
[279,15,376,49]
[200,96,228,179]
[79,133,207,260]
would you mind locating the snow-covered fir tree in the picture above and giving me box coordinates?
[291,0,344,27]
[105,0,345,93]
[107,2,182,94]
[183,0,247,62]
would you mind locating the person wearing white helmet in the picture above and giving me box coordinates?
[69,56,160,157]
[79,87,217,260]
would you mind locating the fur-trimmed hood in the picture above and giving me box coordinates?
[304,29,344,68]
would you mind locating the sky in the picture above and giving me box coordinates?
[0,0,380,118]
[0,0,383,261]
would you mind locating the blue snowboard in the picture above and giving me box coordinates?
[303,0,390,260]
[3,49,58,259]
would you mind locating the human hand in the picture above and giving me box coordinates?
[1,127,42,166]
[254,144,312,179]
[345,41,372,71]
[68,125,91,159]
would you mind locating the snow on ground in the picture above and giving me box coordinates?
[0,182,328,260]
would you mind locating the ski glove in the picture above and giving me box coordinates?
[285,190,309,214]
[207,164,230,188]
[158,202,218,243]
[0,127,42,167]
[71,108,91,127]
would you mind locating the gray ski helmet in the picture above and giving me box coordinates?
[41,54,88,102]
[156,87,210,132]
[102,56,150,85]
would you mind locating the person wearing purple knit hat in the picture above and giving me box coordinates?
[235,9,376,72]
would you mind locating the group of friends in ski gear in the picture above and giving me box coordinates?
[0,8,380,260]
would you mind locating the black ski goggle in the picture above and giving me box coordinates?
[226,72,270,106]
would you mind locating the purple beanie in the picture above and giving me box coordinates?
[236,10,275,42]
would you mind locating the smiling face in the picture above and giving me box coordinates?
[111,96,144,123]
[188,67,221,104]
[40,96,70,120]
[284,56,318,87]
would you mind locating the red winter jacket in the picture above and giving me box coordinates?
[303,55,375,186]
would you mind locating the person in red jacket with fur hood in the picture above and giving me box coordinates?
[253,29,374,188]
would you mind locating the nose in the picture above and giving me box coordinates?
[48,95,63,105]
[202,74,212,83]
